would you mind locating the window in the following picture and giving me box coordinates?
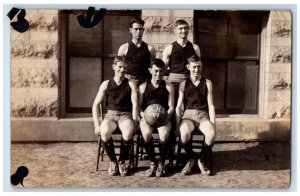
[60,10,141,116]
[195,11,268,114]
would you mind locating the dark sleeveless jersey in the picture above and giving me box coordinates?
[183,77,208,111]
[142,80,169,111]
[169,41,196,74]
[125,41,151,79]
[105,78,132,112]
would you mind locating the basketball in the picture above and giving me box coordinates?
[144,104,168,127]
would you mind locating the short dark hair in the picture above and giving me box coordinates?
[187,55,202,64]
[113,56,130,66]
[129,18,145,28]
[175,19,189,27]
[150,58,166,69]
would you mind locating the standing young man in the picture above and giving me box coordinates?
[176,55,216,176]
[163,19,201,83]
[92,56,139,177]
[118,18,156,85]
[139,58,174,177]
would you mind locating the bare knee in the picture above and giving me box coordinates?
[200,122,216,144]
[180,120,194,143]
[119,120,134,140]
[100,129,113,142]
[159,131,170,142]
[100,121,116,142]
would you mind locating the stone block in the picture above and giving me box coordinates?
[10,117,290,142]
[10,59,59,68]
[11,98,58,117]
[26,10,58,31]
[11,31,59,42]
[271,20,291,38]
[143,16,193,33]
[265,63,291,73]
[11,118,58,141]
[270,46,291,63]
[11,67,58,88]
[142,10,193,17]
[265,101,291,119]
[267,72,291,90]
[265,90,291,102]
[11,41,58,59]
[270,10,292,21]
[11,88,58,99]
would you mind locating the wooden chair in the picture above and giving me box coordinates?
[95,104,137,171]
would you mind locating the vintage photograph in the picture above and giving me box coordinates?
[9,8,291,188]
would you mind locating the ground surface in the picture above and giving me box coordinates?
[10,142,290,189]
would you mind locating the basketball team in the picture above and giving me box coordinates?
[92,19,216,177]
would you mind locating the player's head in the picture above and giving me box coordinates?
[129,18,145,40]
[149,58,166,81]
[129,18,145,28]
[174,19,189,39]
[112,56,129,77]
[187,55,203,76]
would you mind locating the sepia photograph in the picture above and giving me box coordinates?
[8,6,291,189]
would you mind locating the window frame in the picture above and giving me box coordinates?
[59,10,141,117]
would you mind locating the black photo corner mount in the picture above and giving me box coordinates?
[10,166,29,187]
[77,6,106,28]
[7,7,29,33]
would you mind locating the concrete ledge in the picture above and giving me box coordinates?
[10,117,291,142]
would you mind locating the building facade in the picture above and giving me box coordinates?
[10,9,291,142]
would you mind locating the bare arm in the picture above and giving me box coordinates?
[148,45,156,59]
[175,80,186,127]
[118,43,129,56]
[138,83,147,118]
[162,44,173,69]
[193,44,201,58]
[206,79,215,124]
[129,80,139,123]
[166,82,175,120]
[92,80,109,134]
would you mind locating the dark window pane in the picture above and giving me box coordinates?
[68,15,103,57]
[69,57,102,108]
[103,15,134,54]
[202,59,226,112]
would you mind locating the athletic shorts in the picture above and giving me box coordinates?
[103,110,133,124]
[182,109,210,127]
[167,73,189,84]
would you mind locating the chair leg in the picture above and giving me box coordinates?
[209,148,213,172]
[175,138,182,168]
[135,134,140,168]
[96,136,101,171]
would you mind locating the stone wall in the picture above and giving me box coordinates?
[10,10,59,117]
[142,10,194,58]
[264,10,291,119]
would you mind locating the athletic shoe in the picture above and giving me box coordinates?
[197,159,211,176]
[118,161,129,177]
[181,159,195,175]
[145,162,157,177]
[155,163,165,177]
[108,161,118,176]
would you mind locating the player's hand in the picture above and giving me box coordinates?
[94,126,101,136]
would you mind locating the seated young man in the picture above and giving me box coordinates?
[175,55,216,176]
[92,56,138,177]
[139,58,174,177]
